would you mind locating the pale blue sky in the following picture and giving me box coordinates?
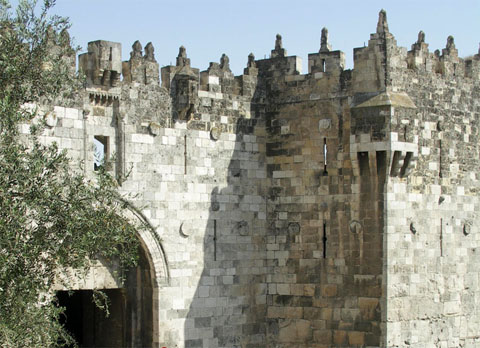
[52,0,480,75]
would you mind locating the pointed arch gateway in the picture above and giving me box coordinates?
[54,199,169,348]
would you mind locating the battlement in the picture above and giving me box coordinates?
[78,10,479,103]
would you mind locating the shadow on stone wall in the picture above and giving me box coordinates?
[183,115,267,348]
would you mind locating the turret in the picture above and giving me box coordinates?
[161,46,199,91]
[122,40,160,85]
[200,54,236,94]
[352,9,405,94]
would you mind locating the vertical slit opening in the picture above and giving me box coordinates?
[322,221,327,259]
[213,220,217,261]
[439,139,443,178]
[440,218,443,257]
[323,138,328,176]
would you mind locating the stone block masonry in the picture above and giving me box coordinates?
[32,9,480,348]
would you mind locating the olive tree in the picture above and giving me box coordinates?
[0,1,140,346]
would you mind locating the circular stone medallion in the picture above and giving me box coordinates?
[210,127,221,141]
[44,112,57,128]
[349,220,363,234]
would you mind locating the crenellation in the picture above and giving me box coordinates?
[200,54,238,96]
[122,40,160,85]
[78,40,122,87]
[320,27,332,53]
[376,9,389,36]
[308,50,345,75]
[244,53,258,76]
[256,55,303,79]
[161,46,199,91]
[436,35,463,77]
[465,55,480,79]
[308,27,346,76]
[407,31,433,72]
[271,33,287,58]
[200,63,221,92]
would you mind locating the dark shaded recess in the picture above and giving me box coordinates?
[274,295,313,307]
[56,245,154,348]
[376,150,387,178]
[57,289,126,348]
[400,151,413,177]
[266,164,281,178]
[266,141,287,156]
[358,151,370,176]
[340,69,352,90]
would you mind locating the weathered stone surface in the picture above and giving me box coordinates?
[278,319,312,342]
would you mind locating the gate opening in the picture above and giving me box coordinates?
[57,289,126,347]
[55,246,154,347]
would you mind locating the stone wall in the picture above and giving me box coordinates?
[27,9,480,348]
[382,30,480,348]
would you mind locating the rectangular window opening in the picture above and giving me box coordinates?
[94,135,109,171]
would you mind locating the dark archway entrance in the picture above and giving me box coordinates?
[56,247,154,348]
[57,289,126,347]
